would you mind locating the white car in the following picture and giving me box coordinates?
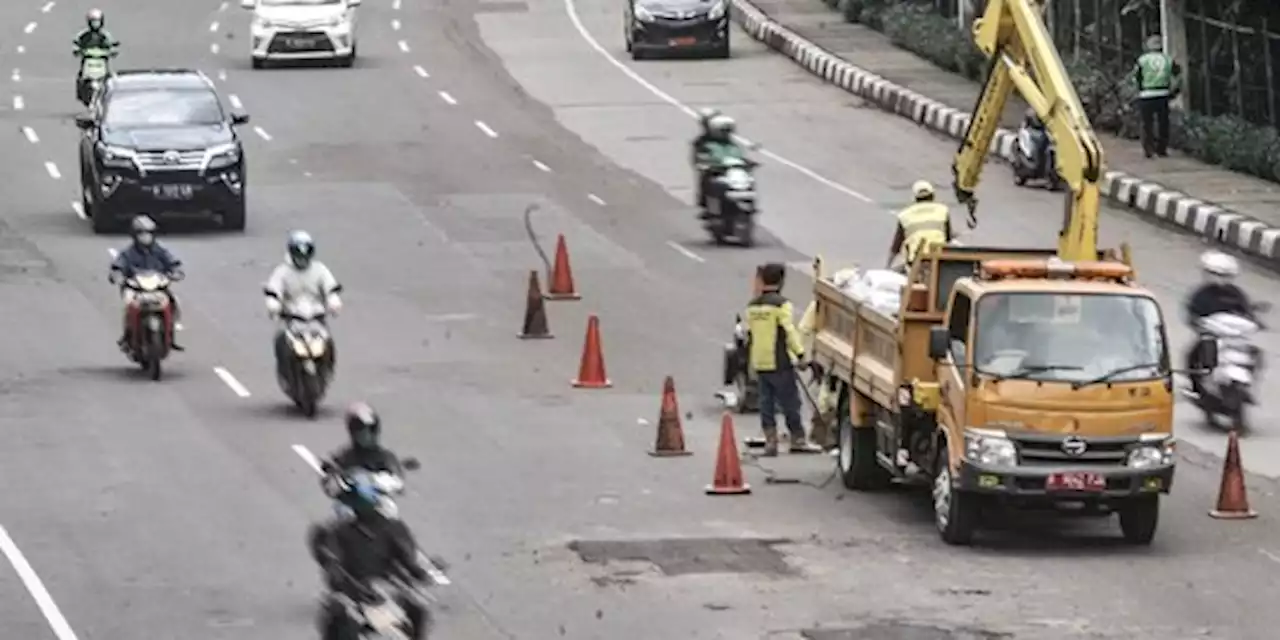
[241,0,360,68]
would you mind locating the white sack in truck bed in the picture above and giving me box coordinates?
[830,267,906,317]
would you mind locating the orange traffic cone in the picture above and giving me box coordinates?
[518,270,553,339]
[1209,430,1257,519]
[706,412,750,495]
[571,314,611,388]
[546,234,580,300]
[649,376,692,457]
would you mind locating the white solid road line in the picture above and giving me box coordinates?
[229,94,243,109]
[0,526,81,640]
[532,159,551,172]
[253,126,272,141]
[44,162,60,179]
[398,40,409,52]
[562,0,874,204]
[42,1,56,12]
[71,201,85,220]
[413,65,428,78]
[13,96,23,110]
[666,240,705,263]
[474,121,498,138]
[438,90,456,105]
[22,127,38,144]
[587,193,605,205]
[24,22,37,34]
[213,367,251,397]
[289,445,453,585]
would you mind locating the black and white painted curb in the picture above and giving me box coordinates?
[729,0,1280,264]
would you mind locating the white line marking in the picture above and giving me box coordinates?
[16,45,25,54]
[666,240,705,263]
[532,159,550,172]
[562,0,874,204]
[213,366,251,397]
[420,553,451,585]
[210,21,220,32]
[229,94,243,109]
[474,120,497,138]
[391,19,401,30]
[398,40,410,52]
[438,90,456,105]
[71,201,85,220]
[292,444,326,474]
[22,127,38,143]
[211,43,220,54]
[253,126,272,140]
[413,65,428,78]
[44,162,59,179]
[423,313,479,322]
[219,0,229,11]
[588,193,605,205]
[0,526,80,640]
[1261,549,1280,565]
[13,96,24,110]
[393,0,402,8]
[11,69,20,82]
[24,22,37,34]
[42,1,56,12]
[217,69,227,81]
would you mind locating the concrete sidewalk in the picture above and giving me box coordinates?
[729,0,1280,266]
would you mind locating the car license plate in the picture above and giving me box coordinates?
[154,184,194,200]
[286,36,316,48]
[1046,472,1105,492]
[669,36,697,45]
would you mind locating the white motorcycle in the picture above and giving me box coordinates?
[1189,310,1266,431]
[701,156,759,247]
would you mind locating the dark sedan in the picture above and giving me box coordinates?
[625,0,730,59]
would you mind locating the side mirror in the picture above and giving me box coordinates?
[928,326,950,360]
[75,114,94,130]
[231,112,250,125]
[1194,336,1219,370]
[240,0,255,8]
[401,457,421,471]
[348,0,362,5]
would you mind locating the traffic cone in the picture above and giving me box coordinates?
[518,270,553,339]
[706,412,750,495]
[546,234,580,300]
[1209,430,1257,519]
[649,376,692,457]
[571,314,611,388]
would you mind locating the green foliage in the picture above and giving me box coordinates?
[840,0,1280,183]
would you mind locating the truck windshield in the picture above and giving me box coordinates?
[972,293,1166,383]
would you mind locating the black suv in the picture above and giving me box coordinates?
[76,69,250,233]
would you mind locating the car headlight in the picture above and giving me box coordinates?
[325,15,348,28]
[99,144,136,169]
[252,17,275,30]
[707,0,726,19]
[964,428,1017,467]
[1128,436,1174,469]
[204,143,241,170]
[633,5,655,21]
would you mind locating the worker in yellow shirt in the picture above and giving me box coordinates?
[887,180,953,270]
[745,263,823,456]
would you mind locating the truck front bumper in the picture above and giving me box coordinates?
[958,460,1174,500]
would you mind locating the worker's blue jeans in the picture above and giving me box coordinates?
[758,369,804,439]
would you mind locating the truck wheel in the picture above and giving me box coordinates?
[932,458,979,545]
[1118,496,1159,545]
[838,419,890,490]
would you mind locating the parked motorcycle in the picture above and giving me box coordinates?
[701,156,758,246]
[75,46,115,106]
[114,269,181,380]
[277,307,334,418]
[1011,122,1064,191]
[1188,310,1266,431]
[719,314,758,413]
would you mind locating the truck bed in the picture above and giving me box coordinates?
[812,276,901,410]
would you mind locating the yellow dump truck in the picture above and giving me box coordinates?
[811,248,1215,545]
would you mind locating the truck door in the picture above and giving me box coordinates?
[939,291,973,443]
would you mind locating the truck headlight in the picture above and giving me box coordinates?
[964,428,1017,467]
[1127,439,1174,469]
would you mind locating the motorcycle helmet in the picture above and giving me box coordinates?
[286,230,315,270]
[1145,34,1162,53]
[130,215,157,248]
[697,107,720,132]
[346,402,381,449]
[707,114,735,138]
[1200,250,1239,282]
[87,9,104,30]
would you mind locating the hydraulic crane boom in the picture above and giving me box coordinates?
[951,0,1105,262]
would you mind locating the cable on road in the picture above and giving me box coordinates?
[737,371,839,491]
[522,203,553,278]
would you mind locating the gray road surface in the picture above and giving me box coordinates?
[0,0,1278,639]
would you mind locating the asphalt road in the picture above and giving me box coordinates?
[1,0,1280,638]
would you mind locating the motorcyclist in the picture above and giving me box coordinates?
[73,9,117,73]
[691,107,721,210]
[693,114,746,220]
[110,215,183,351]
[314,473,431,640]
[1184,250,1256,395]
[263,231,342,379]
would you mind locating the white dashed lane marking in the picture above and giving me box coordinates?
[44,162,60,179]
[210,21,219,32]
[532,159,550,172]
[11,69,21,82]
[24,22,37,34]
[666,240,705,263]
[41,1,55,12]
[213,367,252,397]
[438,91,456,105]
[392,19,401,30]
[588,193,606,205]
[397,40,409,52]
[229,94,243,109]
[71,201,85,220]
[413,65,428,78]
[22,127,38,144]
[253,126,272,141]
[13,96,24,110]
[211,43,220,54]
[474,121,497,138]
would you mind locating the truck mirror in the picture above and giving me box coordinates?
[1195,336,1218,370]
[928,326,949,360]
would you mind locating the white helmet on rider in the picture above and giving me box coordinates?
[1200,250,1239,282]
[87,9,104,30]
[707,114,735,138]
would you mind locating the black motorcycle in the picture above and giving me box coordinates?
[276,309,334,418]
[719,314,759,413]
[1011,124,1064,191]
[700,156,759,247]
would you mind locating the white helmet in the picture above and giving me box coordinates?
[1200,250,1239,279]
[707,114,735,136]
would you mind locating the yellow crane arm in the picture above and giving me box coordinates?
[950,0,1105,262]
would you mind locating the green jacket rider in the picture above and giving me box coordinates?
[693,114,744,217]
[73,9,118,59]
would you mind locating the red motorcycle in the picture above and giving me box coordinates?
[113,269,182,380]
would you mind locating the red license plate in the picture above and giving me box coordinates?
[1046,472,1106,492]
[669,36,697,45]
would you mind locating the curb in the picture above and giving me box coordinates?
[728,0,1280,265]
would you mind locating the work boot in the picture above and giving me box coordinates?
[761,429,780,457]
[788,436,823,454]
